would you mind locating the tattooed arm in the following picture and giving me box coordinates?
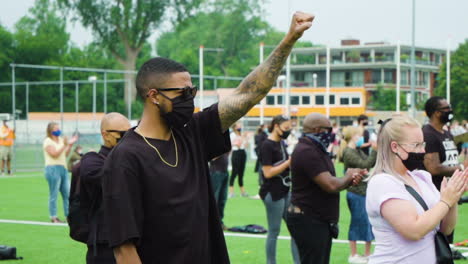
[218,12,315,132]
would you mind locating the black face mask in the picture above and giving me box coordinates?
[439,110,454,124]
[304,132,332,152]
[396,149,425,171]
[159,93,195,128]
[279,128,291,140]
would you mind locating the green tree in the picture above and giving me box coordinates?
[57,0,205,102]
[0,24,14,114]
[369,84,408,111]
[4,0,71,116]
[435,40,468,120]
[157,0,313,89]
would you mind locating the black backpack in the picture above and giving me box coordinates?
[0,245,22,260]
[68,152,105,244]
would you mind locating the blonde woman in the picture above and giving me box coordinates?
[366,116,468,263]
[339,126,377,264]
[43,122,78,223]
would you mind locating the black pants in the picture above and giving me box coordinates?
[286,212,332,264]
[229,150,247,187]
[86,244,116,264]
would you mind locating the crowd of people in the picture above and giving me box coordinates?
[3,10,468,264]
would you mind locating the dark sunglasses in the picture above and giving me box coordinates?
[106,130,127,138]
[147,86,197,99]
[436,106,452,111]
[319,126,333,133]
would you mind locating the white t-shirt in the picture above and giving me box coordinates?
[43,137,67,167]
[366,170,440,264]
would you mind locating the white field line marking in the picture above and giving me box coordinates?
[1,219,467,251]
[0,174,42,179]
[0,219,67,227]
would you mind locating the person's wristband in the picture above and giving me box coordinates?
[440,200,451,210]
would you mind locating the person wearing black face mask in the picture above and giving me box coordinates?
[287,113,365,264]
[101,12,315,263]
[422,96,467,248]
[229,122,249,198]
[79,112,130,264]
[423,96,465,189]
[259,115,300,264]
[365,115,468,264]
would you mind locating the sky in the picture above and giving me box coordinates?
[0,0,467,51]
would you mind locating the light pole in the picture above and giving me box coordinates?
[409,0,416,117]
[199,46,224,111]
[88,76,97,127]
[277,75,287,114]
[446,38,451,104]
[313,73,317,87]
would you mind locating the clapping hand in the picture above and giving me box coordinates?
[440,168,468,207]
[346,168,368,186]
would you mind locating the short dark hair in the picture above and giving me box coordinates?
[268,115,289,133]
[135,57,188,100]
[425,96,445,118]
[357,114,368,123]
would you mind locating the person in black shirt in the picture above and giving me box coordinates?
[254,124,268,176]
[209,152,230,230]
[287,113,364,264]
[80,112,130,264]
[423,96,466,189]
[259,115,299,264]
[253,124,268,199]
[357,115,371,156]
[102,12,315,264]
[422,96,467,247]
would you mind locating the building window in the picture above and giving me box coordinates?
[277,95,284,105]
[351,71,364,86]
[294,72,305,82]
[400,70,408,85]
[329,95,335,105]
[266,95,275,105]
[340,97,350,105]
[331,72,345,86]
[316,95,324,105]
[351,97,361,105]
[384,70,394,83]
[302,95,310,105]
[290,96,300,105]
[372,70,381,83]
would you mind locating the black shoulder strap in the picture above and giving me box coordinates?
[405,184,429,211]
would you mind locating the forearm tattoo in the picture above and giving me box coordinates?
[219,40,295,131]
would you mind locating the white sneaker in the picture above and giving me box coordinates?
[348,255,368,264]
[228,193,235,198]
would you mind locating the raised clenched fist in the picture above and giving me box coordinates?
[287,11,315,40]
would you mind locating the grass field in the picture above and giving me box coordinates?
[0,162,467,263]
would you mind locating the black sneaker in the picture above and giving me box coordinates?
[452,249,466,260]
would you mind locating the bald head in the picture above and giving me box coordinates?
[101,113,131,148]
[302,113,331,134]
[101,112,131,132]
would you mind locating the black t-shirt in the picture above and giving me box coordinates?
[254,132,268,154]
[80,145,111,245]
[209,152,229,173]
[423,124,459,190]
[360,129,370,155]
[259,139,290,201]
[290,137,339,223]
[102,104,231,264]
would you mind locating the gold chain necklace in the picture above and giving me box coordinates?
[139,129,178,168]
